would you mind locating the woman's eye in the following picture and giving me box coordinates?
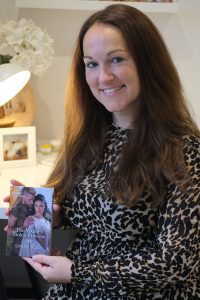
[112,57,123,63]
[85,61,98,69]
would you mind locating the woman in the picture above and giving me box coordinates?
[19,194,51,257]
[5,4,200,299]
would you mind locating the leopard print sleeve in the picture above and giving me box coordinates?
[71,136,200,296]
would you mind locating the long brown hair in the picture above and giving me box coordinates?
[46,4,199,206]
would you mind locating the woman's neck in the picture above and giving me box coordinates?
[112,113,134,129]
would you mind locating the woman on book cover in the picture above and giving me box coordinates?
[19,194,51,257]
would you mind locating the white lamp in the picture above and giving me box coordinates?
[0,63,31,106]
[0,64,31,174]
[0,63,31,127]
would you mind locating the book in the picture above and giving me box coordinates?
[6,185,54,257]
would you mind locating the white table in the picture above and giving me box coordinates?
[0,163,52,219]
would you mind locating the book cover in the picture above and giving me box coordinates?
[6,186,54,257]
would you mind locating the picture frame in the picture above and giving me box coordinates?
[0,126,36,168]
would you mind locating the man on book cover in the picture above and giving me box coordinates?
[19,194,51,256]
[6,187,36,255]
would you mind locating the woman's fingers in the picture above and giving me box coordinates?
[3,179,24,204]
[53,203,63,227]
[23,257,48,274]
[3,195,10,203]
[23,255,72,283]
[10,179,24,186]
[3,179,24,203]
[53,203,60,213]
[5,208,10,216]
[32,254,53,265]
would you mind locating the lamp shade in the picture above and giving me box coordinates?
[0,63,31,106]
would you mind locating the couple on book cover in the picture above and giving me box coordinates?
[6,186,53,257]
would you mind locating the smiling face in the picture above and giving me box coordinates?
[83,23,141,128]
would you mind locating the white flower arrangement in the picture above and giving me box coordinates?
[0,18,54,76]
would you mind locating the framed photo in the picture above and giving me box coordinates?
[0,126,36,168]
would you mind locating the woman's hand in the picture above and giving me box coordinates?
[52,203,63,228]
[23,255,73,283]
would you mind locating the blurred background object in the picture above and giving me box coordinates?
[0,18,54,128]
[0,63,31,127]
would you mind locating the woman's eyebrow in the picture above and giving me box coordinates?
[83,49,126,60]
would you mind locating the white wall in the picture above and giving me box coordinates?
[1,0,200,139]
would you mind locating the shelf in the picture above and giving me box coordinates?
[15,0,178,13]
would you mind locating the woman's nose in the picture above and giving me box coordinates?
[98,66,114,83]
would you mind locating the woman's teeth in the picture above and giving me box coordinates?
[102,85,124,94]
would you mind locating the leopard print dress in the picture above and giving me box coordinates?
[43,123,200,300]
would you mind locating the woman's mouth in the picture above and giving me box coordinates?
[100,85,125,95]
